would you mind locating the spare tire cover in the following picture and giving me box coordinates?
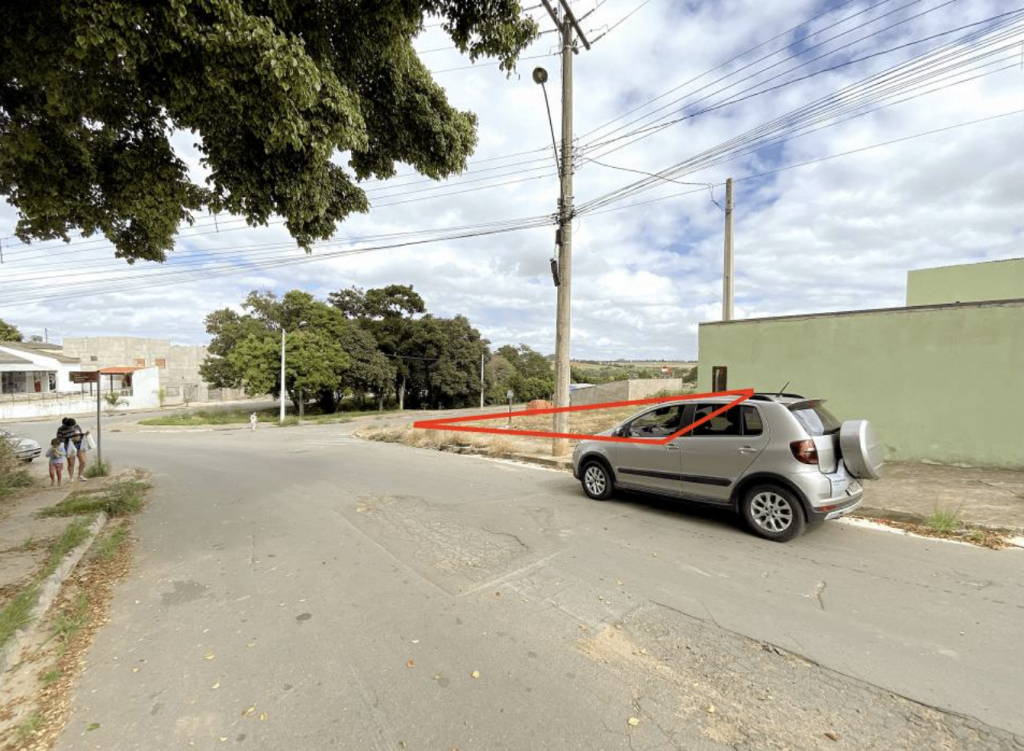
[840,419,885,480]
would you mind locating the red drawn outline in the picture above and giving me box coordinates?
[413,388,754,445]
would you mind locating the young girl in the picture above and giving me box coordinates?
[45,438,66,487]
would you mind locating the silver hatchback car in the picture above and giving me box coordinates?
[571,393,883,542]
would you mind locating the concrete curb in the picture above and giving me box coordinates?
[0,512,108,682]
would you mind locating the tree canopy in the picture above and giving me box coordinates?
[203,285,493,411]
[0,2,538,262]
[0,318,22,341]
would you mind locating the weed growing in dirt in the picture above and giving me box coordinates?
[53,593,90,655]
[0,586,39,651]
[926,506,962,534]
[16,711,43,742]
[92,525,128,561]
[41,668,61,686]
[84,460,112,478]
[41,479,149,518]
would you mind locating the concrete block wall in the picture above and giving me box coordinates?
[570,379,685,407]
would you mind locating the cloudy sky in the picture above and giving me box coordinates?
[1,0,1021,360]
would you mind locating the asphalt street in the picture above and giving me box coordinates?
[5,416,1023,750]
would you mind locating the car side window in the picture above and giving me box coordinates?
[742,406,763,436]
[626,406,683,438]
[691,404,742,436]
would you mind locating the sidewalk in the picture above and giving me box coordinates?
[860,462,1024,532]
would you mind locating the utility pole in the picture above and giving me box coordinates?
[722,177,735,322]
[480,353,485,409]
[540,0,589,457]
[279,326,287,426]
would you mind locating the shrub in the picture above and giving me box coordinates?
[84,460,112,478]
[0,439,33,500]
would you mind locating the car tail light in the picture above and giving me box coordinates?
[790,439,819,465]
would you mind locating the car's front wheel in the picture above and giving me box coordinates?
[741,484,806,542]
[580,461,613,501]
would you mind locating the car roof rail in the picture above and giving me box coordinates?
[749,392,805,401]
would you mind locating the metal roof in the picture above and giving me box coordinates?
[0,350,33,365]
[0,341,81,364]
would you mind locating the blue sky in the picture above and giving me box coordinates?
[0,0,1021,359]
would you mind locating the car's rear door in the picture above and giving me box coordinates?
[677,404,770,503]
[610,405,685,497]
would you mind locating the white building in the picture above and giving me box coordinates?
[0,341,83,394]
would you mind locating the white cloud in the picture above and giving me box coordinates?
[1,0,1021,360]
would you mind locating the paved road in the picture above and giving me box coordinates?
[6,418,1023,749]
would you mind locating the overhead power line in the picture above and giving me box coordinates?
[584,108,1024,217]
[574,10,1024,213]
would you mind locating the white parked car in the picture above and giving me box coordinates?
[1,427,42,463]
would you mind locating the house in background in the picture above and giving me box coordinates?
[1,336,245,420]
[0,341,83,395]
[61,337,243,404]
[698,258,1024,469]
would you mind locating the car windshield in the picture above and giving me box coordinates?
[790,403,841,435]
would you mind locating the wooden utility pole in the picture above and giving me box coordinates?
[722,177,735,321]
[479,353,485,409]
[541,0,589,456]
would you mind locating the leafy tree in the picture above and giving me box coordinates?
[0,318,22,341]
[330,284,426,408]
[1,2,538,261]
[404,315,488,409]
[489,344,553,402]
[202,289,385,410]
[682,366,698,384]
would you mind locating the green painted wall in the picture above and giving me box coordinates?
[906,258,1024,306]
[698,300,1024,468]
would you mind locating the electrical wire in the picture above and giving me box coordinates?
[0,215,556,308]
[574,11,1024,213]
[583,108,1024,217]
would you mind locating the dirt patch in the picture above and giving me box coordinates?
[576,604,1022,750]
[0,518,133,750]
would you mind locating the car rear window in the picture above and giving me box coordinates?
[790,403,841,436]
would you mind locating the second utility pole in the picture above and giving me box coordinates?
[543,0,589,456]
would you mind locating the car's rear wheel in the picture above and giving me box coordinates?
[742,484,806,542]
[581,461,613,501]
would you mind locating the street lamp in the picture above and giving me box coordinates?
[279,320,308,426]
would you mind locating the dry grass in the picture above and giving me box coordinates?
[357,402,643,459]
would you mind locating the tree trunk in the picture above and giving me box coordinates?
[398,375,406,411]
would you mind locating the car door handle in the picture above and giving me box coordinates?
[738,446,758,454]
[665,444,680,450]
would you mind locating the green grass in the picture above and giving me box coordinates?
[0,586,41,652]
[53,593,90,655]
[40,479,149,519]
[16,711,44,742]
[41,668,61,686]
[926,506,963,534]
[84,460,112,478]
[91,525,128,560]
[0,518,92,650]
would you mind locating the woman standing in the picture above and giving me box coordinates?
[67,430,92,482]
[57,418,83,480]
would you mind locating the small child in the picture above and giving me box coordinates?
[45,438,66,487]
